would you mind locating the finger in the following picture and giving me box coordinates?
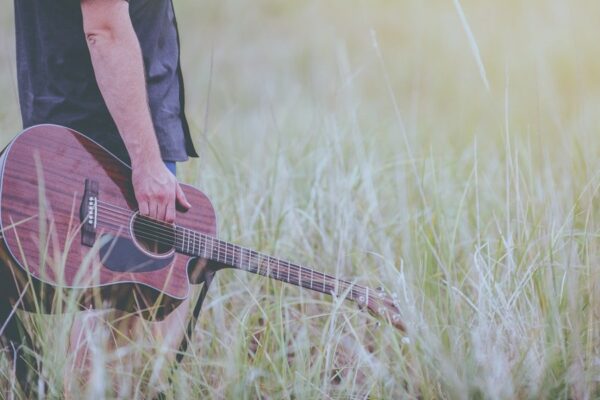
[165,200,176,223]
[157,201,168,222]
[138,201,150,217]
[148,201,159,221]
[176,184,191,209]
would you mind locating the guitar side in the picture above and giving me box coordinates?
[0,124,217,319]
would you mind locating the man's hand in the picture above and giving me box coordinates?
[132,159,191,223]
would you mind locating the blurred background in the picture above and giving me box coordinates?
[2,1,600,162]
[2,1,600,398]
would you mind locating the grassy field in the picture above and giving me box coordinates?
[2,0,600,398]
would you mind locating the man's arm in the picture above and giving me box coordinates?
[80,0,191,223]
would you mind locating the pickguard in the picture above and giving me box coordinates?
[99,234,174,273]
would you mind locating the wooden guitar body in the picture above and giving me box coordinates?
[0,124,404,329]
[0,124,216,319]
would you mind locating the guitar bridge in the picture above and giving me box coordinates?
[80,179,99,247]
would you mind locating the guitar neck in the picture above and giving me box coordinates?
[174,227,369,302]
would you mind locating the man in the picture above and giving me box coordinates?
[7,0,202,394]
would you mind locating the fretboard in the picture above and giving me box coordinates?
[174,227,369,302]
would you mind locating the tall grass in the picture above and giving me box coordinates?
[2,0,600,398]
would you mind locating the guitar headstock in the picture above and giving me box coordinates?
[356,286,405,331]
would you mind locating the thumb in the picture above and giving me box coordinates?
[176,183,191,210]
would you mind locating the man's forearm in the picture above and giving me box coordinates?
[80,0,190,221]
[82,0,162,167]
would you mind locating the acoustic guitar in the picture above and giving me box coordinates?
[0,125,404,331]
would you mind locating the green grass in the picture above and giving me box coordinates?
[2,0,600,398]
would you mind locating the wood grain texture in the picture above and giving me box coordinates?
[0,125,217,318]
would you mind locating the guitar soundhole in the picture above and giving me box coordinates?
[131,214,175,256]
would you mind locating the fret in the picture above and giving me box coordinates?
[191,231,196,255]
[299,266,302,288]
[217,238,221,262]
[233,244,238,267]
[285,260,290,283]
[245,248,251,271]
[266,255,271,277]
[255,252,261,274]
[265,254,270,278]
[232,244,237,266]
[247,249,254,272]
[227,242,232,265]
[182,229,187,253]
[252,250,259,273]
[230,243,235,266]
[246,249,252,271]
[310,269,314,289]
[256,252,262,274]
[185,229,191,254]
[201,235,207,258]
[271,257,276,279]
[240,247,247,270]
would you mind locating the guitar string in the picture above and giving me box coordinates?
[98,210,183,240]
[96,212,370,301]
[94,213,371,302]
[95,217,392,311]
[95,207,374,300]
[94,203,373,301]
[94,204,373,300]
[95,203,217,245]
[96,204,185,238]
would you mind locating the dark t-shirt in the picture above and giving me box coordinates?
[14,0,198,163]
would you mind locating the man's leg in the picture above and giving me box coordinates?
[65,295,198,397]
